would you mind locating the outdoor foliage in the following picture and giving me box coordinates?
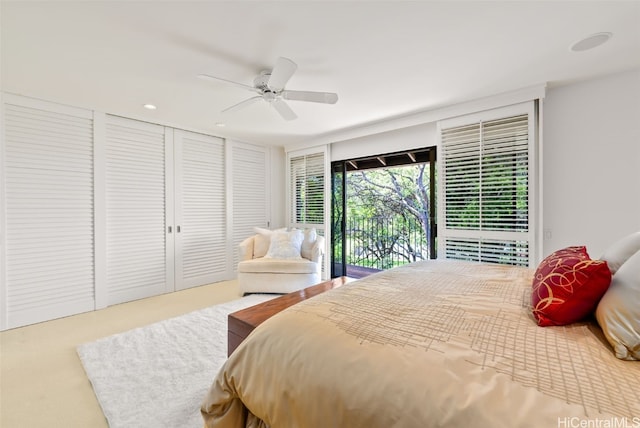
[345,164,432,269]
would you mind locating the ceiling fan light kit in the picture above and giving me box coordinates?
[198,57,338,121]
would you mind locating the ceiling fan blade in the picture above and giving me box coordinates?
[197,74,259,93]
[268,57,297,91]
[271,98,297,121]
[222,96,263,114]
[282,90,338,104]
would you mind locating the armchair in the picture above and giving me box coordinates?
[237,228,325,295]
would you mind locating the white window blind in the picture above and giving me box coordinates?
[289,152,325,227]
[230,142,268,271]
[439,105,536,267]
[288,149,327,277]
[3,100,95,328]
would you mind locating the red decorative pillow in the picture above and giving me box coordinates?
[531,246,612,326]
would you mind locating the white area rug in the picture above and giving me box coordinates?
[77,294,276,428]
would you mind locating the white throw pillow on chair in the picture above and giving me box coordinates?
[253,227,285,258]
[265,230,304,259]
[300,228,317,260]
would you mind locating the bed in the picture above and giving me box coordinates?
[201,259,640,428]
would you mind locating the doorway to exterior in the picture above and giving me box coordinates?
[331,147,437,278]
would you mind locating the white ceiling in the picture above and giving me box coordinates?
[2,1,639,146]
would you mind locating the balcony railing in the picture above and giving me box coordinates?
[344,216,430,276]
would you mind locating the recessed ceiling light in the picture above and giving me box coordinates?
[143,104,157,110]
[215,122,226,127]
[570,32,612,52]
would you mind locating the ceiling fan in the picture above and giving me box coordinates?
[198,57,338,121]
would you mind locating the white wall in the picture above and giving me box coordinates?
[542,69,640,258]
[269,145,286,228]
[330,122,437,161]
[326,70,640,261]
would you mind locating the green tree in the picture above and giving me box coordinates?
[346,164,432,269]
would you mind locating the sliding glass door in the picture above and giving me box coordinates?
[331,161,347,277]
[331,147,437,278]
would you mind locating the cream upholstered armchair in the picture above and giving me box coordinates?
[237,228,324,295]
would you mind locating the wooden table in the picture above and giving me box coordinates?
[227,276,350,356]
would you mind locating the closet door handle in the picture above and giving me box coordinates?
[168,226,172,233]
[177,225,181,233]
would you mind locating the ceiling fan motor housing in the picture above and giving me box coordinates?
[254,71,273,91]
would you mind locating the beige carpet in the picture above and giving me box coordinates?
[0,280,242,428]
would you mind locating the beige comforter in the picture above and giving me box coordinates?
[202,260,640,427]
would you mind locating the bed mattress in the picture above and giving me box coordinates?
[202,260,640,427]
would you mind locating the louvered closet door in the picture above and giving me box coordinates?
[2,97,95,329]
[230,141,268,272]
[174,130,227,290]
[105,116,172,304]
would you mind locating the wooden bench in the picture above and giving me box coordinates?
[227,276,350,356]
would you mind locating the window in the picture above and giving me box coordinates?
[289,151,325,227]
[288,148,328,276]
[438,102,539,267]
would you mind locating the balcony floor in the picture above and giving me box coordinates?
[345,264,382,279]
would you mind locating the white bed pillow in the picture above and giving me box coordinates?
[265,230,304,259]
[599,231,640,275]
[595,249,640,360]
